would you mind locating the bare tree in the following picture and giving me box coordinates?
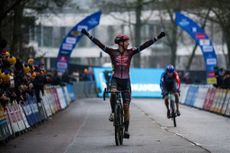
[185,9,211,70]
[0,0,26,39]
[210,0,230,68]
[0,0,70,59]
[188,0,230,68]
[157,0,182,67]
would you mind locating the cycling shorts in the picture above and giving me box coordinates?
[111,77,131,104]
[162,81,179,98]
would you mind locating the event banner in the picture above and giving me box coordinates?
[93,67,164,98]
[176,12,217,84]
[57,11,101,73]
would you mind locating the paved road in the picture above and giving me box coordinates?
[132,99,230,153]
[0,98,229,153]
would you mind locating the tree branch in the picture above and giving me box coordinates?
[0,0,28,19]
[186,8,211,70]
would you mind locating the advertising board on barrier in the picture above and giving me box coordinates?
[93,67,164,98]
[67,84,77,101]
[0,85,77,142]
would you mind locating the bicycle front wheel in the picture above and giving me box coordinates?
[114,103,124,145]
[170,100,177,127]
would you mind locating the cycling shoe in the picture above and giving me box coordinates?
[176,110,181,116]
[109,113,114,122]
[167,110,171,118]
[124,131,130,139]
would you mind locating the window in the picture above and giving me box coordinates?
[107,26,115,44]
[53,27,61,47]
[36,25,42,46]
[149,24,154,37]
[43,26,53,47]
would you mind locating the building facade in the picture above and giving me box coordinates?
[29,10,227,70]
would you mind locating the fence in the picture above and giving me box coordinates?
[3,82,228,143]
[0,84,77,143]
[180,84,230,117]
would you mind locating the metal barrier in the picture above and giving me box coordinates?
[0,105,11,141]
[194,86,209,109]
[2,82,229,142]
[184,85,199,106]
[223,91,230,115]
[0,83,77,142]
[180,84,230,117]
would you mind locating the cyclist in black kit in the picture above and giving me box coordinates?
[81,28,165,138]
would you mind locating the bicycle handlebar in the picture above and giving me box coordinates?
[103,88,129,101]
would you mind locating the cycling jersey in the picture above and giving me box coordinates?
[89,37,157,79]
[160,71,180,92]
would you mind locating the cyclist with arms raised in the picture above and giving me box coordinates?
[160,64,181,118]
[81,28,165,138]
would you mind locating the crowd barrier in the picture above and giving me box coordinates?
[0,84,77,142]
[3,82,228,142]
[180,84,230,117]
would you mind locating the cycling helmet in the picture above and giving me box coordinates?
[114,34,129,44]
[166,64,175,73]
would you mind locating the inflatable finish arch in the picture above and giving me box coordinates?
[176,12,217,84]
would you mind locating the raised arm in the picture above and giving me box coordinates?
[81,29,109,53]
[133,32,166,54]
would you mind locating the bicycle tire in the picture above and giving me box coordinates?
[170,99,177,127]
[119,104,124,145]
[114,103,123,145]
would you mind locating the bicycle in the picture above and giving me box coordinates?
[168,91,178,127]
[103,88,125,146]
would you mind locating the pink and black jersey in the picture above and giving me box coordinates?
[89,37,157,79]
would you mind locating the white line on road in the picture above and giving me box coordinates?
[63,102,91,153]
[133,103,212,153]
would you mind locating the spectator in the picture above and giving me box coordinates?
[1,51,11,71]
[178,71,183,80]
[222,70,230,89]
[214,66,224,88]
[182,72,193,84]
[87,66,94,81]
[51,70,62,85]
[27,58,35,73]
[15,84,26,103]
[62,70,70,83]
[0,39,48,106]
[0,92,10,107]
[33,67,44,103]
[0,77,10,105]
[80,68,90,81]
